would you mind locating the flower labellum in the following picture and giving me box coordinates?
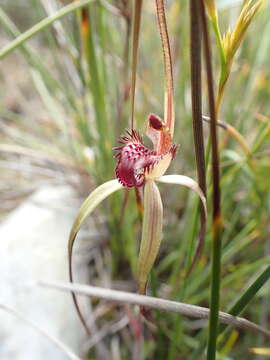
[114,114,177,188]
[113,114,177,295]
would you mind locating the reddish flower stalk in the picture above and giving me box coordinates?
[155,0,175,136]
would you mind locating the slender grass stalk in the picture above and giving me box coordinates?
[210,18,226,70]
[190,261,270,359]
[202,116,251,155]
[80,7,110,171]
[38,280,270,339]
[188,0,206,276]
[0,0,95,59]
[252,115,270,153]
[220,264,270,334]
[130,0,143,129]
[0,8,77,109]
[190,0,205,192]
[96,5,108,89]
[117,10,131,133]
[198,1,222,359]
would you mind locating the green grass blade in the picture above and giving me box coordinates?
[0,7,79,110]
[0,0,95,59]
[192,264,270,357]
[221,264,270,332]
[130,0,143,129]
[80,7,109,167]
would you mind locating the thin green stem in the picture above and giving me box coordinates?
[199,1,222,359]
[0,0,95,59]
[190,0,205,193]
[190,263,270,359]
[210,17,226,70]
[207,227,222,359]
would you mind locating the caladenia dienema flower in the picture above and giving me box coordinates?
[68,0,207,334]
[115,114,207,296]
[68,114,207,333]
[114,115,177,188]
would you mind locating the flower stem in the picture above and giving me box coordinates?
[155,0,175,135]
[207,224,222,359]
[199,0,222,359]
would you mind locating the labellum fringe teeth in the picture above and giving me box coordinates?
[113,130,177,188]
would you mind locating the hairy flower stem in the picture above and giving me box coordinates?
[199,1,222,359]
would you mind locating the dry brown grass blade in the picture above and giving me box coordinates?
[0,302,82,360]
[38,280,270,339]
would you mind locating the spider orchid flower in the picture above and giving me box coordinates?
[67,114,207,334]
[112,113,207,294]
[114,114,177,188]
[67,0,207,334]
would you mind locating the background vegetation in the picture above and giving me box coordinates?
[0,0,270,359]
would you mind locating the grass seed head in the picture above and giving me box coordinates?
[222,0,265,63]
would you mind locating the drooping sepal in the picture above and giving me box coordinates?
[137,180,163,294]
[68,179,123,334]
[157,175,207,275]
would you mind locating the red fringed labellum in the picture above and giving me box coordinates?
[113,129,177,188]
